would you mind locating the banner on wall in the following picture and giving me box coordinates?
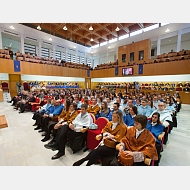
[14,60,21,72]
[115,67,118,76]
[138,64,143,75]
[87,70,90,77]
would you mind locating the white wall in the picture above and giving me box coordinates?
[181,40,190,50]
[21,75,85,82]
[0,73,9,80]
[160,43,177,54]
[91,74,190,83]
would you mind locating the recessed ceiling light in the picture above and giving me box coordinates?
[63,26,67,30]
[37,25,41,30]
[115,26,120,31]
[49,38,52,41]
[10,25,15,29]
[90,38,93,41]
[169,40,171,41]
[165,28,170,32]
[89,26,93,30]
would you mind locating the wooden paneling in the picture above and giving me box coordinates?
[85,78,91,89]
[9,74,21,98]
[0,89,3,101]
[118,39,151,64]
[0,115,8,129]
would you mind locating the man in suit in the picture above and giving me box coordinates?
[46,104,91,159]
[19,93,35,113]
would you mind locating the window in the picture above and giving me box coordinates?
[81,56,84,64]
[73,54,76,63]
[41,47,50,58]
[24,43,36,55]
[151,49,155,56]
[139,50,144,60]
[87,57,91,64]
[143,24,159,32]
[62,52,65,61]
[55,51,61,60]
[119,34,129,40]
[130,52,134,62]
[109,38,117,43]
[130,29,142,37]
[67,53,71,62]
[122,54,126,63]
[161,23,170,26]
[77,56,80,64]
[100,41,108,46]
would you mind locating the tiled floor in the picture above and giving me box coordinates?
[0,101,190,166]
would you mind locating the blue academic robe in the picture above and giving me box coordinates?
[146,122,164,144]
[137,105,152,117]
[108,109,125,121]
[124,114,135,126]
[95,108,110,120]
[51,105,64,116]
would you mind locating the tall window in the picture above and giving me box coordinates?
[122,54,126,63]
[67,53,71,62]
[139,50,144,60]
[24,43,36,55]
[41,47,50,58]
[77,56,80,64]
[63,52,65,61]
[56,51,61,60]
[81,56,84,64]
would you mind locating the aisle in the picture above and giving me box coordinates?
[0,101,190,166]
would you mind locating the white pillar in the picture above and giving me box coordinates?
[0,27,2,49]
[53,44,55,59]
[107,49,109,63]
[91,55,93,68]
[98,52,100,65]
[39,39,41,57]
[61,51,63,60]
[21,33,24,54]
[157,36,161,55]
[177,29,182,52]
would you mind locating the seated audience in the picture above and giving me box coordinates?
[137,99,152,117]
[123,99,133,115]
[96,101,110,120]
[124,106,137,128]
[45,104,91,159]
[153,96,160,109]
[106,97,113,109]
[87,98,100,116]
[108,103,126,121]
[73,110,127,166]
[110,115,158,166]
[146,112,164,166]
[74,96,82,110]
[148,100,156,114]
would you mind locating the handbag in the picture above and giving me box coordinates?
[88,123,98,130]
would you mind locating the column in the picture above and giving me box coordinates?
[61,51,63,60]
[91,55,93,68]
[107,49,109,63]
[53,44,56,59]
[0,27,2,49]
[20,33,24,54]
[39,39,41,57]
[157,36,161,55]
[177,29,182,52]
[116,47,118,61]
[98,52,100,65]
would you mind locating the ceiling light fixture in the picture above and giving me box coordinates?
[37,25,41,30]
[115,26,120,31]
[165,28,170,32]
[10,25,15,29]
[63,26,67,30]
[90,38,93,41]
[89,26,93,31]
[49,38,52,41]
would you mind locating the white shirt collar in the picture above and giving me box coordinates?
[131,114,136,118]
[70,110,75,116]
[151,122,157,126]
[112,122,118,130]
[136,128,145,139]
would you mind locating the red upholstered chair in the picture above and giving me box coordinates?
[2,82,9,92]
[142,87,145,90]
[86,117,109,150]
[23,82,29,91]
[176,87,182,91]
[30,97,41,112]
[77,110,81,114]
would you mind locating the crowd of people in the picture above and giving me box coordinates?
[7,87,181,166]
